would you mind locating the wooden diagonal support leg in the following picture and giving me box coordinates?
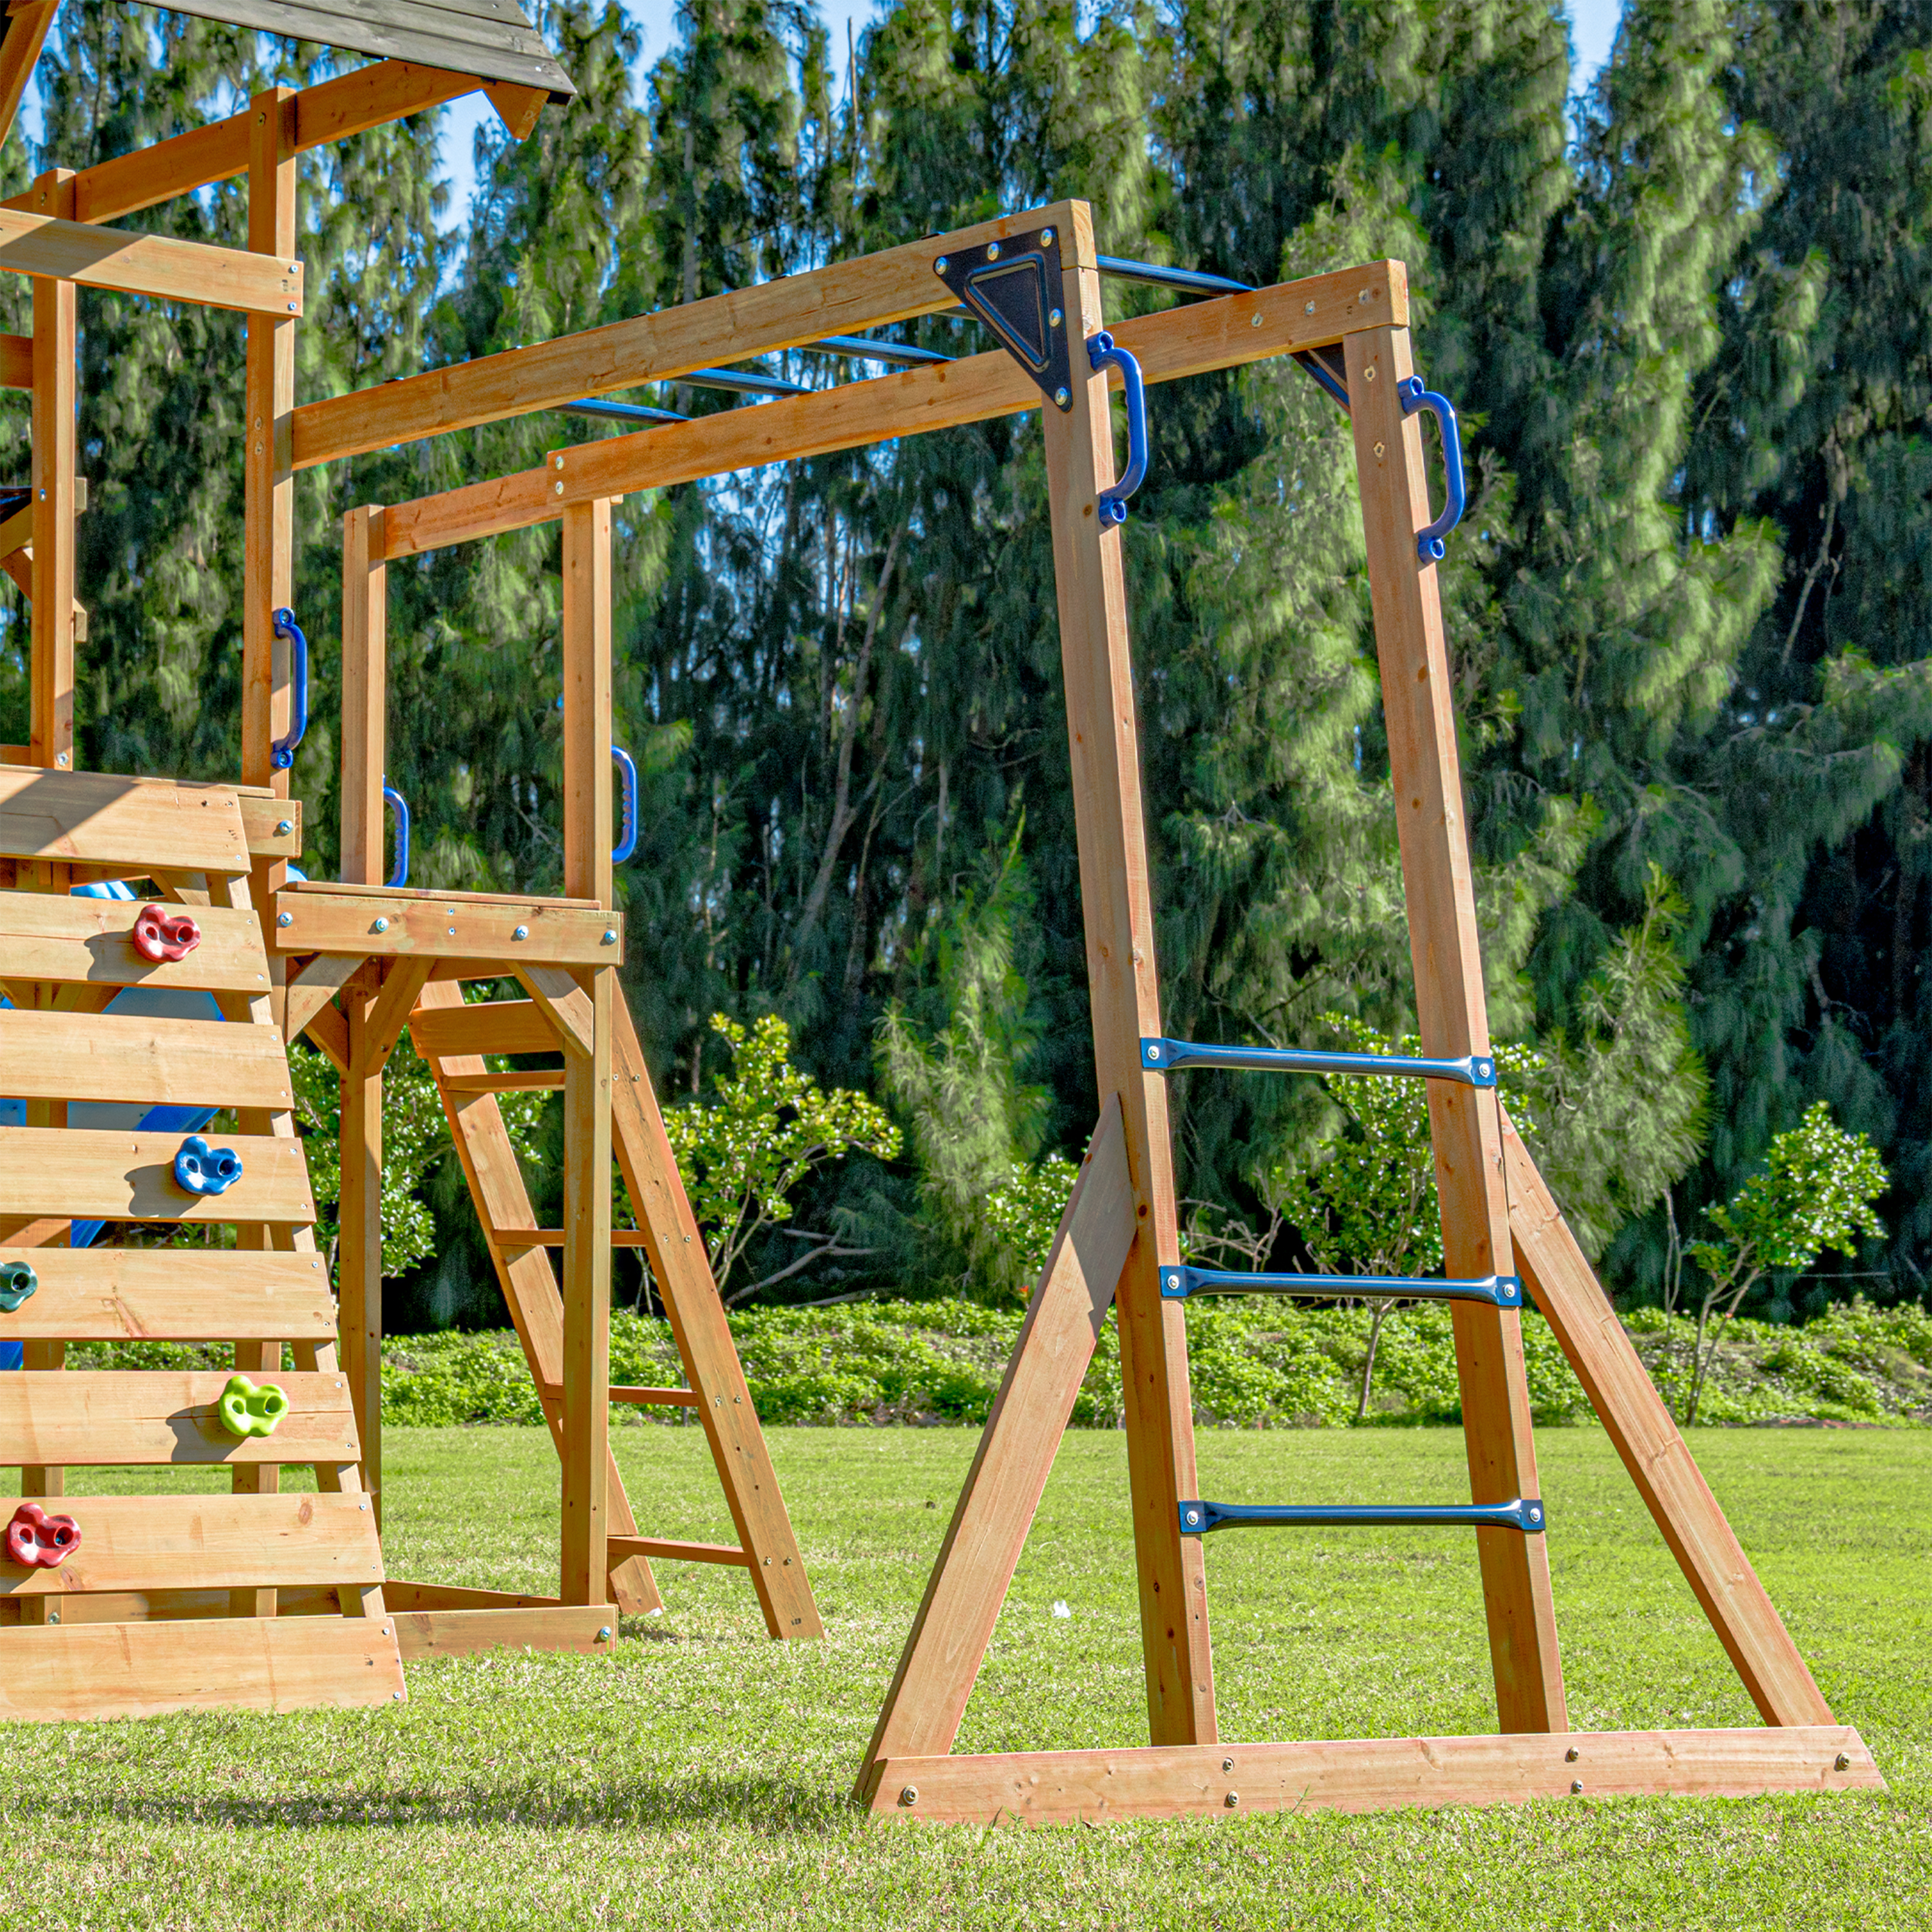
[1345,319,1566,1733]
[857,1101,1136,1801]
[610,994,823,1638]
[1501,1112,1835,1726]
[1043,207,1216,1749]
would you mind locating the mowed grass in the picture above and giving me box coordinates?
[1,1424,1927,1929]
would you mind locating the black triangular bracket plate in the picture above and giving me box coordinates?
[935,225,1075,411]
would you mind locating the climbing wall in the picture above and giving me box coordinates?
[0,766,404,1720]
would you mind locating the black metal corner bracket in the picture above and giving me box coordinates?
[936,226,1075,410]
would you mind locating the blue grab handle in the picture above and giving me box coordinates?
[1086,332,1149,525]
[270,609,309,770]
[383,782,410,888]
[611,746,638,864]
[1399,376,1465,562]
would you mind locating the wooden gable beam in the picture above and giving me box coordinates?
[0,1,59,153]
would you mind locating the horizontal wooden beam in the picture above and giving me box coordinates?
[493,1229,652,1249]
[605,1536,752,1569]
[0,766,250,872]
[0,205,303,315]
[0,1370,357,1466]
[0,1247,333,1340]
[388,1600,616,1660]
[0,893,269,991]
[374,262,1405,559]
[293,204,1092,471]
[0,1493,382,1598]
[0,1126,314,1224]
[408,996,560,1059]
[873,1727,1884,1824]
[0,62,486,232]
[0,1005,296,1110]
[272,884,621,965]
[0,1614,404,1721]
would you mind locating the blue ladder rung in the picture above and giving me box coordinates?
[1179,1498,1545,1535]
[1160,1264,1522,1309]
[1141,1037,1495,1087]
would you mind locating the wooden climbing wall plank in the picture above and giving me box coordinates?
[0,1127,314,1224]
[0,892,269,990]
[0,1247,334,1340]
[0,767,250,872]
[0,1370,357,1465]
[0,1005,296,1109]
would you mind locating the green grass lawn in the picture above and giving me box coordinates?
[3,1423,1927,1929]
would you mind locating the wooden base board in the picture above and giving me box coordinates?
[0,1613,405,1721]
[868,1727,1884,1824]
[392,1602,618,1660]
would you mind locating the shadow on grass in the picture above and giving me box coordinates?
[23,1770,861,1837]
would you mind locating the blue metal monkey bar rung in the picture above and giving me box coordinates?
[1179,1497,1546,1535]
[1141,1036,1496,1087]
[1159,1264,1523,1309]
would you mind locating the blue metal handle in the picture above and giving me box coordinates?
[383,782,409,888]
[270,609,308,770]
[1399,376,1465,562]
[611,746,638,864]
[1086,332,1148,525]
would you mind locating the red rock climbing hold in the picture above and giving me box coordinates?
[5,1501,80,1569]
[133,904,201,963]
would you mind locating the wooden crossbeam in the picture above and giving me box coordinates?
[607,1537,752,1569]
[0,1005,296,1110]
[0,1126,314,1223]
[0,204,303,314]
[369,263,1405,558]
[273,884,619,964]
[0,1247,334,1341]
[0,893,269,992]
[0,1370,357,1466]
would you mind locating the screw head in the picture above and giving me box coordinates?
[276,911,293,928]
[1048,307,1063,329]
[1054,387,1070,406]
[1569,1780,1583,1795]
[602,929,618,945]
[1565,1746,1579,1762]
[55,752,68,766]
[1039,227,1054,246]
[1365,363,1377,380]
[276,819,294,835]
[555,481,565,495]
[1305,300,1316,315]
[1224,1791,1240,1808]
[1184,1508,1201,1527]
[985,242,1000,261]
[1146,1041,1162,1061]
[373,917,389,933]
[1374,441,1386,460]
[934,256,949,276]
[553,455,565,469]
[900,1785,918,1806]
[597,1626,612,1642]
[1166,1274,1182,1292]
[1222,1757,1235,1773]
[1835,1752,1851,1771]
[1528,1506,1542,1524]
[512,924,529,941]
[1359,288,1372,304]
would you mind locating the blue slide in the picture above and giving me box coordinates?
[1,882,220,1368]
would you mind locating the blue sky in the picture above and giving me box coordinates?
[434,0,1629,233]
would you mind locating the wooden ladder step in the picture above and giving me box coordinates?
[439,1070,565,1093]
[489,1227,652,1249]
[605,1536,752,1569]
[539,1382,698,1408]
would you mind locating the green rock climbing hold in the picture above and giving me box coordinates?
[217,1374,289,1439]
[0,1260,37,1313]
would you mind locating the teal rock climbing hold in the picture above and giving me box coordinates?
[0,1259,37,1312]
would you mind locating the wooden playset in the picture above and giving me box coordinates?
[0,0,1884,1818]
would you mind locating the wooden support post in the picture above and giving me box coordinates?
[1343,320,1566,1734]
[336,504,389,1519]
[29,169,75,773]
[1501,1113,1835,1726]
[1043,207,1214,1748]
[242,86,296,793]
[558,498,614,1607]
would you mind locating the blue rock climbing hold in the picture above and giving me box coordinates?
[0,1260,36,1312]
[175,1135,243,1197]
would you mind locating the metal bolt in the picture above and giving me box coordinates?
[394,1690,404,1700]
[276,819,293,835]
[374,917,389,933]
[1251,313,1263,327]
[1222,1758,1235,1773]
[37,488,44,499]
[1048,307,1063,329]
[597,1626,612,1642]
[1374,441,1385,460]
[1359,288,1372,304]
[1166,1274,1182,1292]
[1569,1780,1583,1795]
[900,1786,918,1806]
[288,303,296,312]
[1146,1042,1162,1061]
[512,924,529,941]
[1224,1792,1239,1808]
[1305,300,1316,315]
[277,911,293,927]
[934,257,949,276]
[55,752,67,766]
[1835,1752,1851,1771]
[1054,387,1070,406]
[1184,1508,1201,1527]
[1528,1507,1542,1524]
[985,242,1000,261]
[1565,1747,1579,1762]
[554,455,565,469]
[290,264,299,275]
[602,929,618,945]
[555,482,565,495]
[1365,363,1377,381]
[359,1501,367,1510]
[1039,227,1054,246]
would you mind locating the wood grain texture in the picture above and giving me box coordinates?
[372,262,1407,558]
[0,3,57,153]
[0,204,303,315]
[0,1370,357,1466]
[605,1537,750,1568]
[0,1612,405,1721]
[0,892,268,990]
[0,766,249,870]
[392,1604,615,1660]
[0,1005,294,1108]
[515,961,598,1059]
[0,330,28,388]
[0,1492,383,1597]
[283,952,365,1045]
[1345,320,1566,1733]
[858,1100,1135,1795]
[1045,211,1213,1748]
[0,1126,314,1224]
[294,204,1086,471]
[1502,1112,1835,1727]
[0,1245,334,1340]
[29,168,75,771]
[274,885,618,963]
[609,994,823,1638]
[871,1727,1884,1824]
[408,996,560,1059]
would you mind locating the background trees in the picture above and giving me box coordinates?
[3,0,1924,1332]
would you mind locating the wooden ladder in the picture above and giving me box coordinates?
[0,766,404,1721]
